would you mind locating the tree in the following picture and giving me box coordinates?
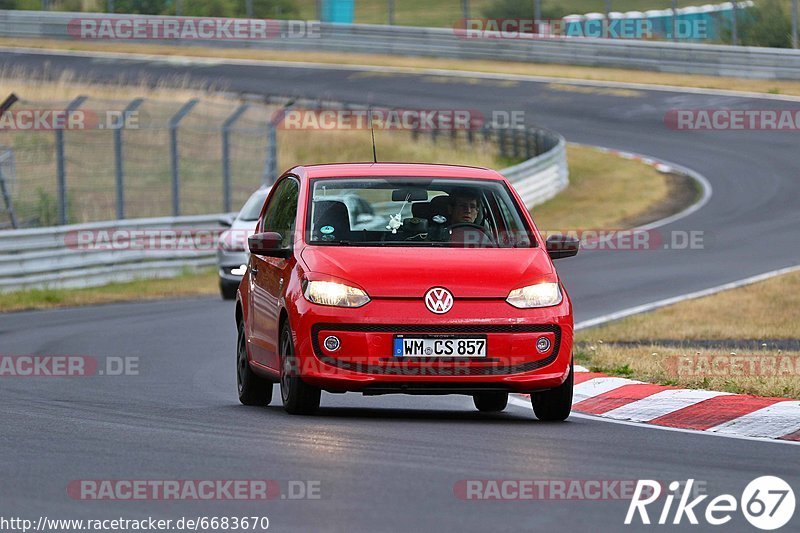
[482,0,564,20]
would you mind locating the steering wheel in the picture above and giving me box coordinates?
[448,223,496,247]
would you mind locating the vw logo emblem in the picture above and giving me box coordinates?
[425,287,454,314]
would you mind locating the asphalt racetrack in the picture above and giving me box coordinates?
[1,49,799,531]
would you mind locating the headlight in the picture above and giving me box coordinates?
[506,282,562,308]
[303,281,370,308]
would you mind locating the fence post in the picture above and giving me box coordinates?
[498,128,508,159]
[264,100,295,185]
[168,99,198,217]
[114,97,144,220]
[525,129,533,159]
[56,95,87,226]
[221,103,249,213]
[0,151,17,229]
[672,0,678,42]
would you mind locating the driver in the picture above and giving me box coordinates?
[447,189,481,225]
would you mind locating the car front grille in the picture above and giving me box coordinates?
[310,323,561,376]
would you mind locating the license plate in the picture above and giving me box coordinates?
[393,335,487,358]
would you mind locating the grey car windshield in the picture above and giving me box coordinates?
[239,190,269,221]
[307,178,534,248]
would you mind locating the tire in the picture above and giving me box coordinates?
[236,320,273,406]
[279,322,321,415]
[531,362,573,421]
[473,392,508,412]
[220,279,238,300]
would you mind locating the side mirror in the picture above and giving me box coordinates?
[249,232,291,259]
[546,235,579,260]
[219,215,234,228]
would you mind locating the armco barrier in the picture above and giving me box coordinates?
[1,10,800,79]
[0,214,224,291]
[0,128,567,292]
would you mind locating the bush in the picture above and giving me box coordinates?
[112,0,170,15]
[724,0,793,48]
[482,0,566,20]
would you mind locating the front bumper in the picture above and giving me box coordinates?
[289,297,573,394]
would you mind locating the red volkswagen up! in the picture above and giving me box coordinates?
[236,163,578,419]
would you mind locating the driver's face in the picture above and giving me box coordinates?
[451,197,479,223]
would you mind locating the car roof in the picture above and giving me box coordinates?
[289,162,504,181]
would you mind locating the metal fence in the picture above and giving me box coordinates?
[1,10,800,79]
[0,95,276,229]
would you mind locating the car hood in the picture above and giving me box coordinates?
[300,246,556,298]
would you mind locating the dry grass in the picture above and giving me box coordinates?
[0,268,219,312]
[533,144,670,231]
[577,270,800,342]
[576,270,800,398]
[4,37,800,97]
[575,344,800,399]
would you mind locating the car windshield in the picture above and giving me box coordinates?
[238,190,269,221]
[307,177,534,248]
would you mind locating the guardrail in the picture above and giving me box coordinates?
[1,10,800,79]
[0,214,223,291]
[0,128,567,293]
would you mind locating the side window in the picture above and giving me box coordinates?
[260,178,300,249]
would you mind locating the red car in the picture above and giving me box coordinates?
[235,163,579,419]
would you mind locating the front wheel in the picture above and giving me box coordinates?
[530,362,573,421]
[220,279,238,300]
[279,323,321,415]
[237,321,273,406]
[473,392,508,412]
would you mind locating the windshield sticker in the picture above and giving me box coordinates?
[320,225,334,234]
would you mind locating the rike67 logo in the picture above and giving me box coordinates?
[626,477,795,530]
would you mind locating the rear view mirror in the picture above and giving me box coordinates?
[219,215,234,228]
[546,235,579,260]
[249,232,291,258]
[392,188,428,202]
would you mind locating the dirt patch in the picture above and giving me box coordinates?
[618,171,700,228]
